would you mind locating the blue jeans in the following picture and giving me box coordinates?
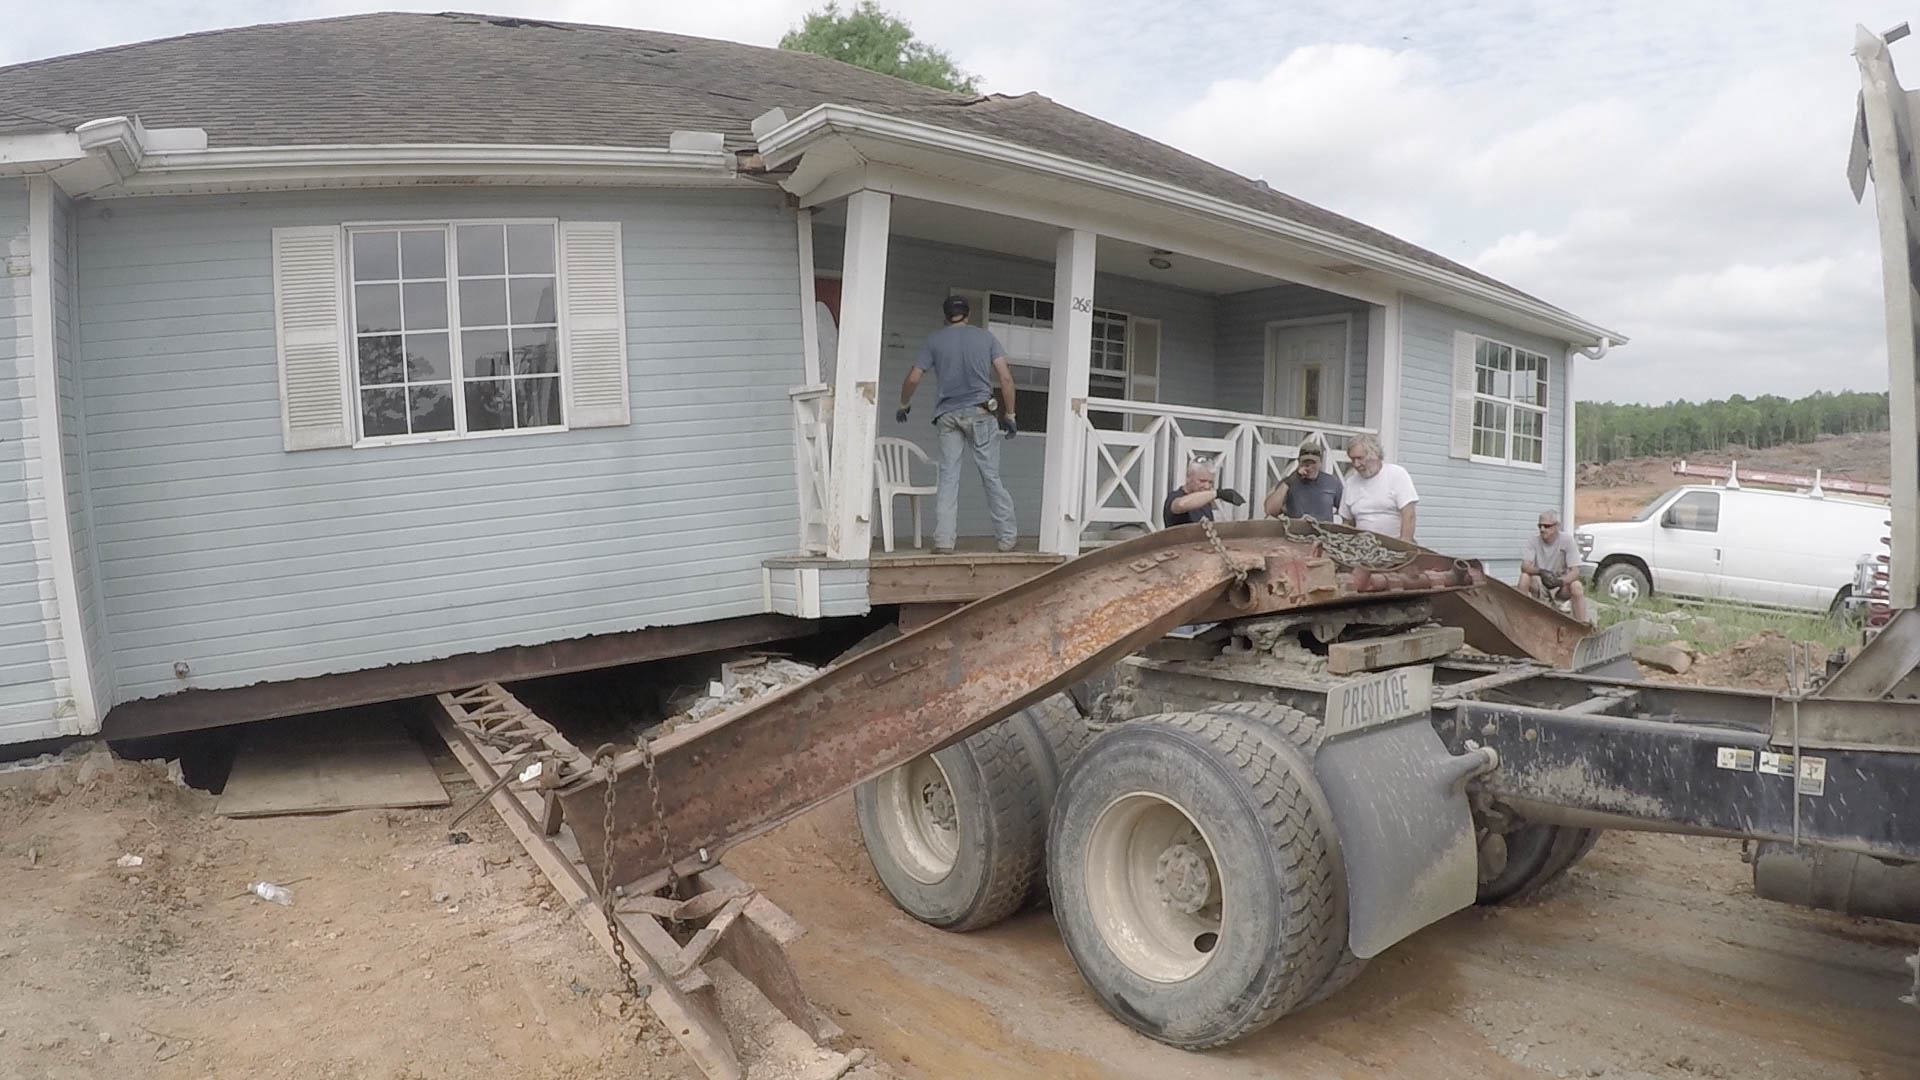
[935,409,1016,550]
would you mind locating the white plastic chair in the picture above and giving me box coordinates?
[874,436,939,552]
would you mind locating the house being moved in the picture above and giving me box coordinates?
[0,13,1622,745]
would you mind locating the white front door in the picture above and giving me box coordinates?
[1266,318,1349,423]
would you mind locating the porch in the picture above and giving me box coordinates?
[783,191,1384,602]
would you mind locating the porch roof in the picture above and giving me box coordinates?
[0,12,1620,347]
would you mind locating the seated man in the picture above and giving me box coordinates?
[1164,460,1245,525]
[1521,510,1590,623]
[1262,440,1342,521]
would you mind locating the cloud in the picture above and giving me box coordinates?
[1148,20,1897,405]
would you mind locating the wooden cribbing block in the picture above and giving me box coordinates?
[1327,626,1465,675]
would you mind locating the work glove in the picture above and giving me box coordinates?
[998,414,1017,438]
[895,406,911,424]
[1214,488,1246,507]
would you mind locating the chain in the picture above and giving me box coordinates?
[1279,518,1420,571]
[1199,515,1249,587]
[637,734,680,908]
[594,747,645,1000]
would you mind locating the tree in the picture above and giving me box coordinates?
[779,1,979,94]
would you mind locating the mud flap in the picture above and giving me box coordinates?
[1314,665,1494,958]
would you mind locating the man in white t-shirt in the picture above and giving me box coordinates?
[1336,433,1418,541]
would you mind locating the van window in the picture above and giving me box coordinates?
[1664,491,1720,532]
[1632,488,1681,522]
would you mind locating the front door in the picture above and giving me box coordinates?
[1266,318,1349,423]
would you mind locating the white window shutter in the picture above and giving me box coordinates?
[561,221,630,428]
[1449,330,1476,459]
[272,226,352,451]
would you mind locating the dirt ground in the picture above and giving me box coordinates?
[2,732,1916,1080]
[1574,433,1890,523]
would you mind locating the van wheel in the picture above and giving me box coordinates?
[1829,588,1863,629]
[1595,562,1650,605]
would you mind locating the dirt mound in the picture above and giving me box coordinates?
[1646,631,1797,692]
[0,743,206,814]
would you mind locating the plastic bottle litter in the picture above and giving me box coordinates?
[248,881,293,906]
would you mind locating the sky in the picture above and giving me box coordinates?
[4,0,1915,405]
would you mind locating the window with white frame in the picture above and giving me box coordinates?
[349,222,562,441]
[1470,336,1548,466]
[982,290,1141,433]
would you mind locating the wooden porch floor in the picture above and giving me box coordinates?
[867,536,1065,605]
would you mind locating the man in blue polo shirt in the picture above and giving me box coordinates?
[895,295,1020,554]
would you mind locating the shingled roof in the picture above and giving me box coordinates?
[0,11,1569,318]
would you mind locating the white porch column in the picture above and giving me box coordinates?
[1039,229,1096,556]
[1364,296,1402,460]
[825,190,891,560]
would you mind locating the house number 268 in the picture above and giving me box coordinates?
[1071,297,1094,313]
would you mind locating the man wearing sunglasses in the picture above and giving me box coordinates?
[1520,510,1589,623]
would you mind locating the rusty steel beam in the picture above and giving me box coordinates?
[559,521,1491,893]
[1429,580,1591,669]
[103,613,821,740]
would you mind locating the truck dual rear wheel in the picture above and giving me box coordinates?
[852,692,1093,930]
[1477,823,1600,904]
[1047,711,1344,1050]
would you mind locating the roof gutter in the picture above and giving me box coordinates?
[65,133,740,196]
[757,104,1626,349]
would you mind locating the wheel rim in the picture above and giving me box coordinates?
[1084,792,1225,983]
[874,755,960,884]
[1606,572,1641,603]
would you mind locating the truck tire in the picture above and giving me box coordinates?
[855,717,1049,930]
[1476,823,1600,904]
[1048,711,1344,1049]
[1595,561,1651,605]
[842,619,1097,929]
[1195,700,1366,1006]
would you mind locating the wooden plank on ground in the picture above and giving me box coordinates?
[1327,626,1466,676]
[216,712,449,818]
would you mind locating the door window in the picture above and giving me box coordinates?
[1664,491,1720,532]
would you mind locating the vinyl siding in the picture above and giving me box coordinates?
[0,180,70,741]
[77,187,807,702]
[1398,296,1567,580]
[816,227,1217,541]
[1214,285,1371,424]
[764,564,869,618]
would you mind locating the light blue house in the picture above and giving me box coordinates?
[0,13,1622,745]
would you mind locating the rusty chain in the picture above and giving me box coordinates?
[594,746,646,1000]
[1278,517,1420,571]
[1199,515,1249,588]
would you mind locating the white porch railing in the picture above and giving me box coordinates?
[1075,399,1374,542]
[790,384,833,554]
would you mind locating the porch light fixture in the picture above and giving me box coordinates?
[1148,255,1173,270]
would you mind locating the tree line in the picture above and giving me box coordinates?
[1575,390,1890,463]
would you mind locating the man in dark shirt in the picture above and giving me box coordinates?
[1263,441,1343,521]
[1164,460,1245,525]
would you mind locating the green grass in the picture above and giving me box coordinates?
[1590,595,1859,655]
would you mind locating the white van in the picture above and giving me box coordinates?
[1574,484,1887,615]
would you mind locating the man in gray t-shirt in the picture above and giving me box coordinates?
[1521,509,1589,623]
[1263,441,1342,521]
[895,295,1020,554]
